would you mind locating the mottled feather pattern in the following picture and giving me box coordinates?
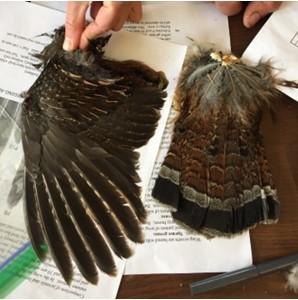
[22,27,168,284]
[153,47,281,238]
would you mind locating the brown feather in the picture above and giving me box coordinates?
[22,27,167,283]
[152,47,293,237]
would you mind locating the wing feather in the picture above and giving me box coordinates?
[74,151,144,243]
[54,170,117,276]
[64,164,133,258]
[82,146,145,221]
[34,175,73,283]
[42,169,99,284]
[24,171,47,261]
[43,126,145,238]
[22,32,167,283]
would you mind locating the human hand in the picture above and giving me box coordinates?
[63,1,142,51]
[214,1,282,28]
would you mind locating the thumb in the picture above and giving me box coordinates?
[64,1,89,51]
[128,2,143,22]
[243,1,282,28]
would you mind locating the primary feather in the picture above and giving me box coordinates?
[22,27,168,284]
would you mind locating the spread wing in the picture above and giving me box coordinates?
[22,54,167,284]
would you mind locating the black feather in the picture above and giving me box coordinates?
[74,151,144,243]
[24,172,47,261]
[55,172,117,276]
[34,175,73,283]
[42,169,99,284]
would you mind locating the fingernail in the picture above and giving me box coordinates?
[245,11,261,28]
[63,37,73,51]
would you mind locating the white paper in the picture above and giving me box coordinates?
[0,3,64,102]
[33,1,230,50]
[0,1,187,298]
[242,1,298,102]
[125,2,230,51]
[125,108,252,274]
[33,1,68,13]
[0,98,23,208]
[120,2,252,275]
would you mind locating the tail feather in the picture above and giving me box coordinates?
[153,109,279,237]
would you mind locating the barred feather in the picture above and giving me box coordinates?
[152,46,298,238]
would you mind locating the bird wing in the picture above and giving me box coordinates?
[22,52,167,284]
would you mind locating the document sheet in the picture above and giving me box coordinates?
[34,1,230,51]
[242,1,298,102]
[121,2,252,275]
[125,109,252,274]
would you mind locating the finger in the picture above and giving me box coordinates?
[243,1,282,28]
[64,1,89,51]
[214,1,243,16]
[127,2,142,22]
[90,1,103,19]
[80,2,131,49]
